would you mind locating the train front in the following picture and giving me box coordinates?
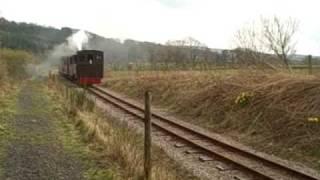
[76,50,104,85]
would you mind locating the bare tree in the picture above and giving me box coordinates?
[234,16,299,69]
[166,39,187,68]
[234,22,266,64]
[166,37,207,69]
[262,16,299,68]
[184,37,207,65]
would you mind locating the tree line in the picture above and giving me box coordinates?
[87,35,232,70]
[0,18,73,53]
[0,16,315,71]
[87,16,307,70]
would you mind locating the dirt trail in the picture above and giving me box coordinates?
[2,81,84,180]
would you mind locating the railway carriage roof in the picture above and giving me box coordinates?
[77,50,103,54]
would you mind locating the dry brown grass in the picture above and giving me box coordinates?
[103,70,320,170]
[75,111,191,180]
[49,77,196,180]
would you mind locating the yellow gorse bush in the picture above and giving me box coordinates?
[307,117,319,123]
[235,92,252,107]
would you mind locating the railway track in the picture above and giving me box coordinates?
[88,85,319,180]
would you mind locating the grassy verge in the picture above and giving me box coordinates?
[0,84,19,178]
[48,77,197,180]
[46,88,115,179]
[0,80,116,179]
[102,70,320,171]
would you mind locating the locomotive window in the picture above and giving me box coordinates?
[88,54,94,64]
[88,54,94,60]
[96,55,102,64]
[80,55,85,63]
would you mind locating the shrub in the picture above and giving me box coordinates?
[0,48,35,80]
[235,92,252,107]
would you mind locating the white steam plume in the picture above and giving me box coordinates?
[68,30,89,51]
[27,30,90,78]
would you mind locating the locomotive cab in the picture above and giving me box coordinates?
[76,50,104,85]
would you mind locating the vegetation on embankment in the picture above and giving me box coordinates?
[48,77,197,180]
[102,70,320,171]
[0,48,36,83]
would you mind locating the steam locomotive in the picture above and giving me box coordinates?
[59,50,104,85]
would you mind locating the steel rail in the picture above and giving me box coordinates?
[88,85,319,180]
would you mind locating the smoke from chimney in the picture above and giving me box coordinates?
[68,30,89,51]
[27,30,90,78]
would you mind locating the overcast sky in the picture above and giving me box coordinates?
[1,0,320,55]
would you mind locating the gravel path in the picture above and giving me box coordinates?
[2,81,84,180]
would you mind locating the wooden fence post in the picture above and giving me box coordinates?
[144,91,152,180]
[308,55,312,75]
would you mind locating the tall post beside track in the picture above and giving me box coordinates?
[144,91,152,180]
[308,55,312,75]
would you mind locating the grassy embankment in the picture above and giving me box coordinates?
[102,70,320,171]
[48,77,197,180]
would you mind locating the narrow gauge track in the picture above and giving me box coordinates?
[88,85,319,180]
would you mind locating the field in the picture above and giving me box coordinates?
[291,65,320,75]
[102,70,320,171]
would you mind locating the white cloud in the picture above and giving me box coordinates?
[1,0,320,55]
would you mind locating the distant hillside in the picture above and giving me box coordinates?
[0,18,73,53]
[0,17,157,63]
[3,17,311,68]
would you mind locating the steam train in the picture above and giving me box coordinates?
[59,50,104,85]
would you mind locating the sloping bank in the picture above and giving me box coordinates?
[102,71,320,171]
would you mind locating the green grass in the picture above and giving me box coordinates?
[0,85,19,179]
[45,84,117,180]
